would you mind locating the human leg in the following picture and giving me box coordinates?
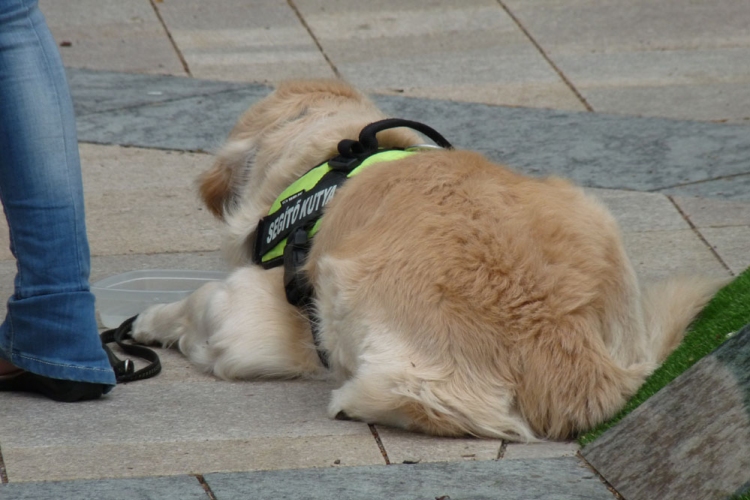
[0,0,115,392]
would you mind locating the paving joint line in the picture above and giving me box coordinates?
[653,170,750,191]
[577,451,624,499]
[195,474,218,500]
[496,0,593,112]
[496,440,509,459]
[149,0,192,77]
[286,0,341,79]
[667,195,735,276]
[368,424,391,465]
[78,139,216,155]
[0,444,8,483]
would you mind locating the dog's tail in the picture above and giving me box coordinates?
[641,275,725,364]
[198,138,254,219]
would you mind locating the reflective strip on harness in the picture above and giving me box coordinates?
[252,149,415,268]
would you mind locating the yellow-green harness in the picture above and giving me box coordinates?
[253,148,416,268]
[249,119,453,367]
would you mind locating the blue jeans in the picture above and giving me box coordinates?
[0,0,115,387]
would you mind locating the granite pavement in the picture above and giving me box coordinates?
[1,1,749,498]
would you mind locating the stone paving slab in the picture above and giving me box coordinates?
[373,95,750,197]
[0,380,368,447]
[41,0,750,123]
[673,195,750,228]
[696,226,750,276]
[585,189,690,232]
[68,70,750,199]
[76,86,268,153]
[294,0,584,110]
[203,457,613,500]
[67,68,246,117]
[0,380,382,482]
[582,325,750,500]
[671,196,750,276]
[79,144,222,256]
[3,435,384,483]
[503,442,580,461]
[542,48,750,123]
[621,230,730,282]
[40,0,184,76]
[375,428,502,464]
[503,0,750,122]
[155,0,334,83]
[0,475,208,500]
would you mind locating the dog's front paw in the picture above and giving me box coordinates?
[328,386,360,422]
[131,303,171,346]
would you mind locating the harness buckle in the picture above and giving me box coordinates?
[327,155,362,171]
[328,138,368,171]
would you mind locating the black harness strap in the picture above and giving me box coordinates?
[252,119,453,271]
[100,315,162,383]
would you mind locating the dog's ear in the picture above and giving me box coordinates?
[198,137,256,219]
[197,157,235,220]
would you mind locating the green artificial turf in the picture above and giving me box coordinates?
[578,266,750,446]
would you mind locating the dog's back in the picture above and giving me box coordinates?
[303,149,656,439]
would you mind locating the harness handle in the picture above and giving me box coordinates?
[358,118,453,152]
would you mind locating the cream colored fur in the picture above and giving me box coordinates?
[133,79,720,441]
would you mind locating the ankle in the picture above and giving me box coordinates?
[0,358,21,376]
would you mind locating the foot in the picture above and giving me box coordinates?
[0,358,22,377]
[0,371,106,402]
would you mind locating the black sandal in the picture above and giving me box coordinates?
[0,371,105,402]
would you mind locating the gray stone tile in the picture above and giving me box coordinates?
[39,0,184,76]
[0,475,206,500]
[204,457,613,500]
[582,327,750,500]
[503,442,580,460]
[296,0,583,110]
[0,379,382,481]
[79,144,223,256]
[68,71,750,197]
[155,0,333,83]
[659,174,750,202]
[76,86,270,153]
[375,428,501,464]
[697,226,750,276]
[67,68,245,116]
[586,189,689,232]
[671,196,750,228]
[622,230,730,282]
[372,95,750,195]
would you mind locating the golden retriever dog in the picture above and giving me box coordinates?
[132,79,718,441]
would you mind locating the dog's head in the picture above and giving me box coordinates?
[199,79,421,220]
